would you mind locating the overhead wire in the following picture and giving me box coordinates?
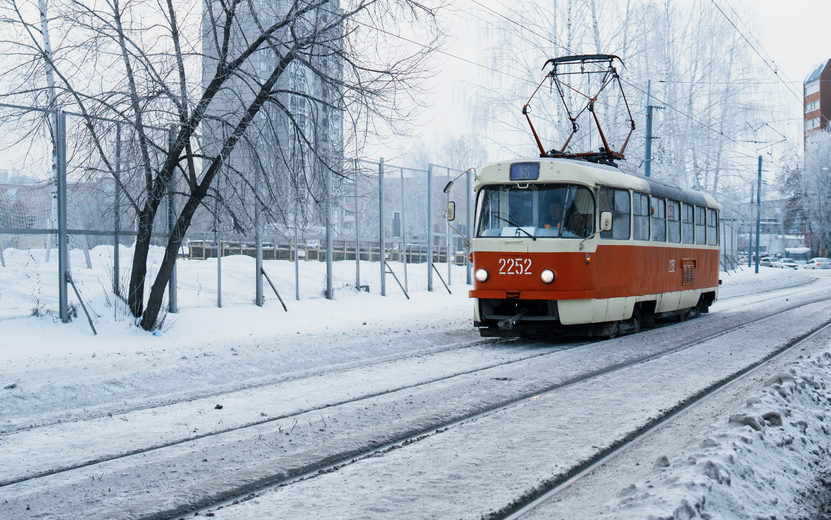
[342,10,539,90]
[708,0,802,103]
[337,1,796,171]
[467,0,798,165]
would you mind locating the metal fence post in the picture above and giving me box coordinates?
[167,127,177,313]
[446,166,451,285]
[216,172,222,308]
[56,111,69,322]
[427,163,433,292]
[294,221,300,301]
[255,166,263,306]
[400,166,408,292]
[354,160,360,290]
[379,157,386,296]
[326,161,333,300]
[466,168,472,285]
[114,122,121,296]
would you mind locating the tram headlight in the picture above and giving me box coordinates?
[540,269,555,284]
[475,268,489,283]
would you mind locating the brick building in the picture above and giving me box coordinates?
[804,59,831,138]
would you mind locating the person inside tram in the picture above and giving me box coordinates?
[544,200,564,231]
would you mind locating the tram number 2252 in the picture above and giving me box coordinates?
[498,257,533,275]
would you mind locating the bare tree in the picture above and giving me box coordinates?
[472,0,760,196]
[798,130,831,256]
[1,0,441,329]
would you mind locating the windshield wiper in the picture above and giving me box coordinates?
[494,215,536,240]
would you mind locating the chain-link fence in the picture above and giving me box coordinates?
[0,105,475,322]
[720,217,741,272]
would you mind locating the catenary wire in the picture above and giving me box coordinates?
[467,0,798,165]
[709,0,802,103]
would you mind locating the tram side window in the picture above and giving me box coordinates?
[667,200,681,243]
[707,208,719,246]
[651,197,666,242]
[695,206,706,245]
[682,203,694,244]
[599,187,630,240]
[633,192,650,241]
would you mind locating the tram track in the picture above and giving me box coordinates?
[0,333,498,434]
[3,289,825,494]
[177,294,831,520]
[4,273,817,438]
[0,338,583,488]
[3,284,830,519]
[497,316,831,520]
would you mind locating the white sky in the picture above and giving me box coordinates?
[388,0,831,164]
[749,0,831,86]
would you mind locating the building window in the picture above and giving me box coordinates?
[806,117,821,131]
[806,100,820,113]
[806,80,820,96]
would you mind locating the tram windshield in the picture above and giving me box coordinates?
[476,184,595,239]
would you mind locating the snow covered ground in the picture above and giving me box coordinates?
[0,245,474,358]
[2,254,831,519]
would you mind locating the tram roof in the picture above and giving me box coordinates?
[476,158,719,209]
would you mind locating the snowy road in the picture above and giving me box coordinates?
[2,267,831,519]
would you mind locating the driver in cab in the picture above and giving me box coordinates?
[544,200,563,231]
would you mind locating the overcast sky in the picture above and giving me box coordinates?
[389,0,831,164]
[750,0,831,87]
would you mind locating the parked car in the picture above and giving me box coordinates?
[759,256,772,267]
[802,257,831,270]
[772,257,798,269]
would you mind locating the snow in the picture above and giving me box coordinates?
[2,253,831,520]
[0,245,473,358]
[597,353,831,520]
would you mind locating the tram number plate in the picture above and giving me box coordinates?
[498,258,532,275]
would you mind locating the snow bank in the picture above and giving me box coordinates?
[603,352,831,520]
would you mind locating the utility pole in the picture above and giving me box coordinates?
[748,184,753,268]
[644,81,653,177]
[644,81,662,178]
[755,155,762,274]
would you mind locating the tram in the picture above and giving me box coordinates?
[458,158,720,337]
[446,55,720,337]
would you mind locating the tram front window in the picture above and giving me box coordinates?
[476,184,595,239]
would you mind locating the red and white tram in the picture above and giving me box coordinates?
[465,157,720,338]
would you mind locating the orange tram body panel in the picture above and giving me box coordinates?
[467,158,721,337]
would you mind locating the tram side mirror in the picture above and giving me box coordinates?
[600,211,613,232]
[447,201,456,222]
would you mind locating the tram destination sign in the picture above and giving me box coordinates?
[510,162,540,181]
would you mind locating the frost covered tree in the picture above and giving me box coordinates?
[472,0,761,196]
[797,131,831,256]
[0,0,441,329]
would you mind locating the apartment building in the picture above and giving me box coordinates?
[804,59,831,138]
